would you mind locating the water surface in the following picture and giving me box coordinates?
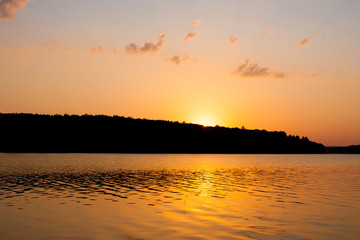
[1,154,359,239]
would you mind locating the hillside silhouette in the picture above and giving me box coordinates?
[0,113,325,153]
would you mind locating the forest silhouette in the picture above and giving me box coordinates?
[0,113,326,153]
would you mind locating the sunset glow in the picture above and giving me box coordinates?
[196,119,216,127]
[1,0,360,146]
[193,113,218,127]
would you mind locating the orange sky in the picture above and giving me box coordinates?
[1,0,360,146]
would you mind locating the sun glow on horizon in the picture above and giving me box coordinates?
[194,116,217,127]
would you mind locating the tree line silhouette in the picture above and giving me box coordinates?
[0,113,326,153]
[325,145,360,154]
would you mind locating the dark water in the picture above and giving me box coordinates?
[0,154,360,239]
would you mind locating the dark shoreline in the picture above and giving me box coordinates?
[1,152,330,154]
[0,152,358,154]
[325,145,360,154]
[1,113,327,154]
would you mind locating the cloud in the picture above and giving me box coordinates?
[12,45,28,54]
[228,36,238,45]
[112,47,119,55]
[296,37,311,49]
[232,59,287,79]
[300,74,319,79]
[166,54,198,66]
[184,31,198,42]
[91,45,106,56]
[266,27,275,35]
[125,33,166,55]
[308,74,318,78]
[190,19,201,27]
[43,40,59,50]
[166,55,183,66]
[226,36,239,52]
[272,72,287,79]
[0,0,30,22]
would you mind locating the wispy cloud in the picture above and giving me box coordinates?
[190,19,201,27]
[226,36,238,52]
[166,54,197,66]
[166,55,185,66]
[112,47,119,55]
[43,40,59,50]
[0,0,30,22]
[184,32,198,42]
[12,45,28,54]
[125,33,166,55]
[296,37,311,49]
[266,27,276,35]
[232,59,287,79]
[228,36,238,45]
[272,72,287,79]
[300,74,319,79]
[91,45,106,56]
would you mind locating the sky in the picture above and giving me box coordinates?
[1,0,360,146]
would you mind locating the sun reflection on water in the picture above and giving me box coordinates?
[0,154,360,239]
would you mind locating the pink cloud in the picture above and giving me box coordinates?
[125,33,167,55]
[166,55,182,66]
[296,37,311,49]
[184,32,198,42]
[272,72,287,79]
[226,36,239,52]
[166,54,197,66]
[232,59,287,79]
[43,40,59,50]
[190,19,201,27]
[12,45,28,54]
[0,0,30,22]
[91,45,106,56]
[300,74,319,79]
[112,47,119,55]
[228,36,238,45]
[266,27,276,35]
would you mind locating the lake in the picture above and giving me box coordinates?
[0,153,359,239]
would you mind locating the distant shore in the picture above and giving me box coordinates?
[0,113,327,154]
[325,145,360,154]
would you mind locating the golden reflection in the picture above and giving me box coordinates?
[196,171,215,197]
[1,155,360,239]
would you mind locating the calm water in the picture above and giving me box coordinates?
[1,154,360,240]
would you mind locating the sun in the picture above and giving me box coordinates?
[196,117,216,127]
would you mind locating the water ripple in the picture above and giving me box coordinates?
[1,154,360,240]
